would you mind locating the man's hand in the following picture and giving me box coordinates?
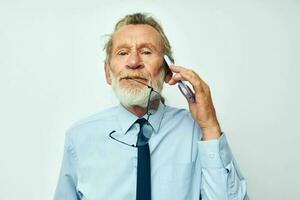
[167,65,221,141]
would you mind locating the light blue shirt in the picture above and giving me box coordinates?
[54,102,249,200]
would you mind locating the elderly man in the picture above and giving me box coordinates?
[54,13,249,200]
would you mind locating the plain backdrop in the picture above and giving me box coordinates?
[0,0,299,199]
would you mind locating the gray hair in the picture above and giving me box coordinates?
[103,12,174,64]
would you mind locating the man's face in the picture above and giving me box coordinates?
[105,24,166,107]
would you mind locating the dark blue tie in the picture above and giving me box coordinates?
[136,118,151,200]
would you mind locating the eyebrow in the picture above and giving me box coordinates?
[114,42,158,52]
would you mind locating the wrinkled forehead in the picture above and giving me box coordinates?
[111,24,164,52]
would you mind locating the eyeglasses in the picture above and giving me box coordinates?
[109,79,163,148]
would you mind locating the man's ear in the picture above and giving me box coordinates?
[104,62,112,85]
[164,67,173,83]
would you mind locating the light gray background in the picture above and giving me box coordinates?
[0,0,299,199]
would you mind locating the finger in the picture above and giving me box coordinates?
[173,67,203,92]
[168,65,209,97]
[169,65,199,81]
[168,65,186,73]
[168,65,197,83]
[168,73,185,85]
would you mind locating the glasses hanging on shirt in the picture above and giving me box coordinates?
[109,79,163,148]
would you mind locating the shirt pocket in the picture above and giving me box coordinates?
[152,161,195,199]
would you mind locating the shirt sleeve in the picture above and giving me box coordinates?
[54,130,81,200]
[197,133,249,200]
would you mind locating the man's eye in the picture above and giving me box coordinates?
[142,51,152,55]
[118,51,128,56]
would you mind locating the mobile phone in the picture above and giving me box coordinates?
[163,55,195,103]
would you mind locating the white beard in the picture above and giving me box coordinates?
[110,69,165,108]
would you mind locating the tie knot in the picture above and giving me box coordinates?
[136,118,147,126]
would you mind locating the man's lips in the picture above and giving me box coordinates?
[121,77,148,81]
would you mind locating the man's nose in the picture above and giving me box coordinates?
[126,51,143,69]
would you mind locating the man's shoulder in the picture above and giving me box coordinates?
[67,105,119,133]
[164,104,194,120]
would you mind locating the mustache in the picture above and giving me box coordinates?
[119,72,149,81]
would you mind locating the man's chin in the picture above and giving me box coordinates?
[119,98,148,108]
[123,103,148,108]
[113,87,149,108]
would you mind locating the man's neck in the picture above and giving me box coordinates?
[124,99,160,118]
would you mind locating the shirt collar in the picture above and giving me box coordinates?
[116,101,166,135]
